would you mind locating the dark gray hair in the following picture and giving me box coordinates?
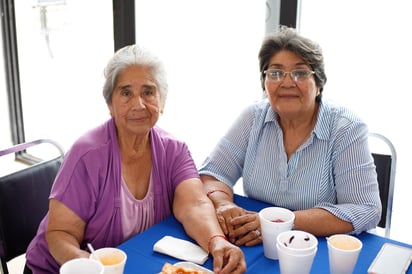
[102,45,168,107]
[258,26,327,102]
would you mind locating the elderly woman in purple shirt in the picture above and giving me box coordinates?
[25,45,246,274]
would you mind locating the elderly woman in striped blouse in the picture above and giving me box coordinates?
[199,26,381,247]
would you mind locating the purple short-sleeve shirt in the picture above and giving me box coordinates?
[26,118,199,273]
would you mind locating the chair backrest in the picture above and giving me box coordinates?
[0,139,64,273]
[368,133,397,238]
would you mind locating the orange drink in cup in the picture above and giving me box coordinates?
[328,234,362,250]
[327,234,362,274]
[90,247,127,274]
[99,251,124,266]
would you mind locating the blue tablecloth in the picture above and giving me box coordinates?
[118,194,412,273]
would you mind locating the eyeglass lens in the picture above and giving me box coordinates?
[265,69,314,82]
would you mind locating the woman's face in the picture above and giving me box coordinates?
[264,50,319,119]
[109,65,161,138]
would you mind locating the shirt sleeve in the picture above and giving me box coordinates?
[316,117,382,234]
[170,141,200,184]
[198,104,256,187]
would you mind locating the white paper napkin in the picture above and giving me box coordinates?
[153,236,209,265]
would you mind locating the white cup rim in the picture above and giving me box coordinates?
[259,207,295,224]
[89,247,127,266]
[327,234,363,252]
[277,242,318,253]
[277,230,318,253]
[60,258,104,274]
[277,243,318,257]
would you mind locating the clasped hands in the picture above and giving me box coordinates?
[215,202,262,247]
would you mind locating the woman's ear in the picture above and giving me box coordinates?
[108,104,114,117]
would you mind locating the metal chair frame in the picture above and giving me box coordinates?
[368,132,397,238]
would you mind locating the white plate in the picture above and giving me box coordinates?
[173,262,213,273]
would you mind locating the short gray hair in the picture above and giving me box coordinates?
[102,45,168,108]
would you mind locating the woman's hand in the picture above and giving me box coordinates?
[229,211,262,246]
[215,202,245,237]
[216,202,261,247]
[209,236,246,274]
[200,175,261,247]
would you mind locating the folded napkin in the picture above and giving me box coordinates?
[153,236,209,265]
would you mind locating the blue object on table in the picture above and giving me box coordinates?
[118,194,412,274]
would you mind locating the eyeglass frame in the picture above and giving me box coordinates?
[263,69,316,83]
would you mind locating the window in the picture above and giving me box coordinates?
[13,0,114,151]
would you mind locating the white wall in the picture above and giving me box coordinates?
[135,0,266,165]
[300,0,412,244]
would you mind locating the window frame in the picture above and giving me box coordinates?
[0,0,136,163]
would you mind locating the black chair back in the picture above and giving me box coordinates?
[372,153,392,229]
[0,139,64,274]
[0,157,62,260]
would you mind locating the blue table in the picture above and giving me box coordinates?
[118,195,412,273]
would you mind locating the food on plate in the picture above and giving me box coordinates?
[160,262,208,274]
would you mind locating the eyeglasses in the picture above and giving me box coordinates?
[264,69,315,83]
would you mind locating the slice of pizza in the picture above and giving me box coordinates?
[160,262,209,274]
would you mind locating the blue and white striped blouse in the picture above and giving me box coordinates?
[199,99,381,234]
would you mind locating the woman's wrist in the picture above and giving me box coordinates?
[206,189,232,208]
[207,234,228,254]
[206,189,230,198]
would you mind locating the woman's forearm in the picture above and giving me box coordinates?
[201,175,234,208]
[293,208,353,236]
[46,230,90,265]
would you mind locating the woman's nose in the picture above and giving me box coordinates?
[281,73,296,87]
[131,94,146,109]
